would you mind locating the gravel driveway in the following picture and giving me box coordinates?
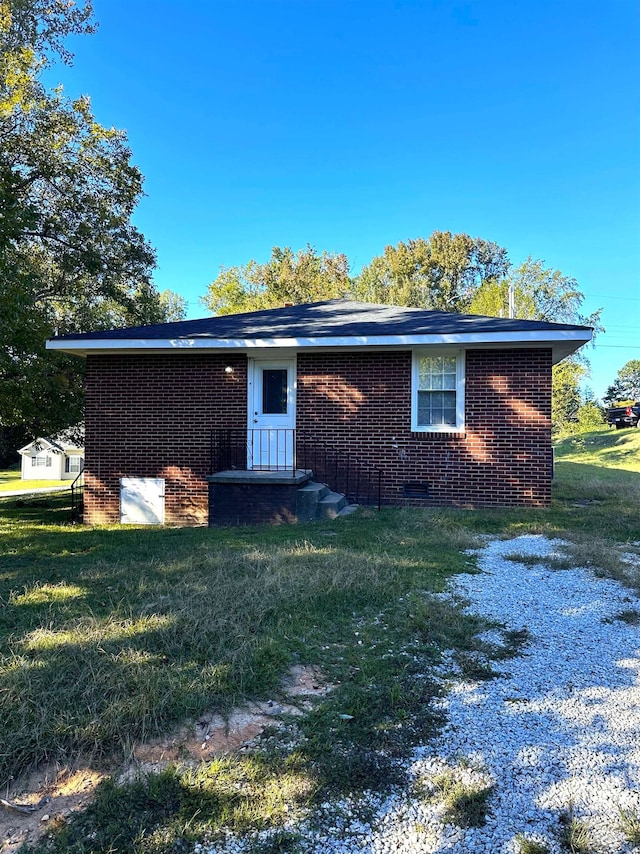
[201,535,640,854]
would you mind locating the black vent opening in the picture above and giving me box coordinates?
[403,481,430,499]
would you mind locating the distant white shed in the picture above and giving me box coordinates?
[18,425,85,481]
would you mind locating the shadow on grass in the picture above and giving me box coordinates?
[20,589,498,854]
[23,758,311,854]
[0,501,477,787]
[0,491,74,527]
[8,440,640,853]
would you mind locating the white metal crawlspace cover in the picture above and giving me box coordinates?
[120,477,165,525]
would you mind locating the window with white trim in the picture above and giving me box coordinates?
[412,352,465,431]
[65,456,83,473]
[31,455,52,467]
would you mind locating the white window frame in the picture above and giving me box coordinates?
[411,349,466,432]
[66,456,83,473]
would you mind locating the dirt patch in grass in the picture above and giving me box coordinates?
[0,766,105,853]
[0,665,332,852]
[122,665,333,778]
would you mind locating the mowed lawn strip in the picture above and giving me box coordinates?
[0,427,637,853]
[0,465,70,492]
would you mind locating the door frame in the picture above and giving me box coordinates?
[247,356,297,469]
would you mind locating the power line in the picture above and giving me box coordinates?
[593,344,640,350]
[600,324,640,331]
[582,292,640,302]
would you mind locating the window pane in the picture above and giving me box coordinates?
[416,356,459,427]
[419,356,457,388]
[417,390,457,426]
[417,391,430,424]
[262,369,287,414]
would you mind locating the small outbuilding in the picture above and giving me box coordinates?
[18,425,85,481]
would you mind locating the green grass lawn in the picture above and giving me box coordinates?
[0,465,71,492]
[1,426,638,853]
[554,424,640,472]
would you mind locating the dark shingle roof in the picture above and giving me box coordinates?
[51,299,592,341]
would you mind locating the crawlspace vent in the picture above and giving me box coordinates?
[402,481,430,499]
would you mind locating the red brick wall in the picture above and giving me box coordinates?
[84,347,552,524]
[296,349,552,507]
[84,354,247,524]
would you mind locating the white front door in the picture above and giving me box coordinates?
[248,359,296,469]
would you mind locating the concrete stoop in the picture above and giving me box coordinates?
[296,480,349,521]
[207,469,357,526]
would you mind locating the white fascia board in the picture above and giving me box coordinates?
[47,328,592,356]
[18,437,57,455]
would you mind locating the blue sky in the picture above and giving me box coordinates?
[53,0,639,397]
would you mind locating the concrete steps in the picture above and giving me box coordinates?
[317,489,348,519]
[296,479,349,521]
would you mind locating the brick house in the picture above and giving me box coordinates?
[47,300,592,526]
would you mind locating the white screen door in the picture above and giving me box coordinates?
[249,359,296,469]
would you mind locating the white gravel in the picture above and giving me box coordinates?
[198,535,640,853]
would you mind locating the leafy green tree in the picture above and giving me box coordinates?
[575,399,606,432]
[0,0,94,68]
[202,245,351,315]
[158,289,188,323]
[467,278,511,318]
[603,360,640,405]
[551,359,586,434]
[1,0,95,118]
[470,258,602,434]
[470,257,601,328]
[0,0,181,439]
[353,232,510,312]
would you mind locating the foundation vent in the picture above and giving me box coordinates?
[402,481,430,499]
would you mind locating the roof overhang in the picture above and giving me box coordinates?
[18,437,61,456]
[47,328,592,364]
